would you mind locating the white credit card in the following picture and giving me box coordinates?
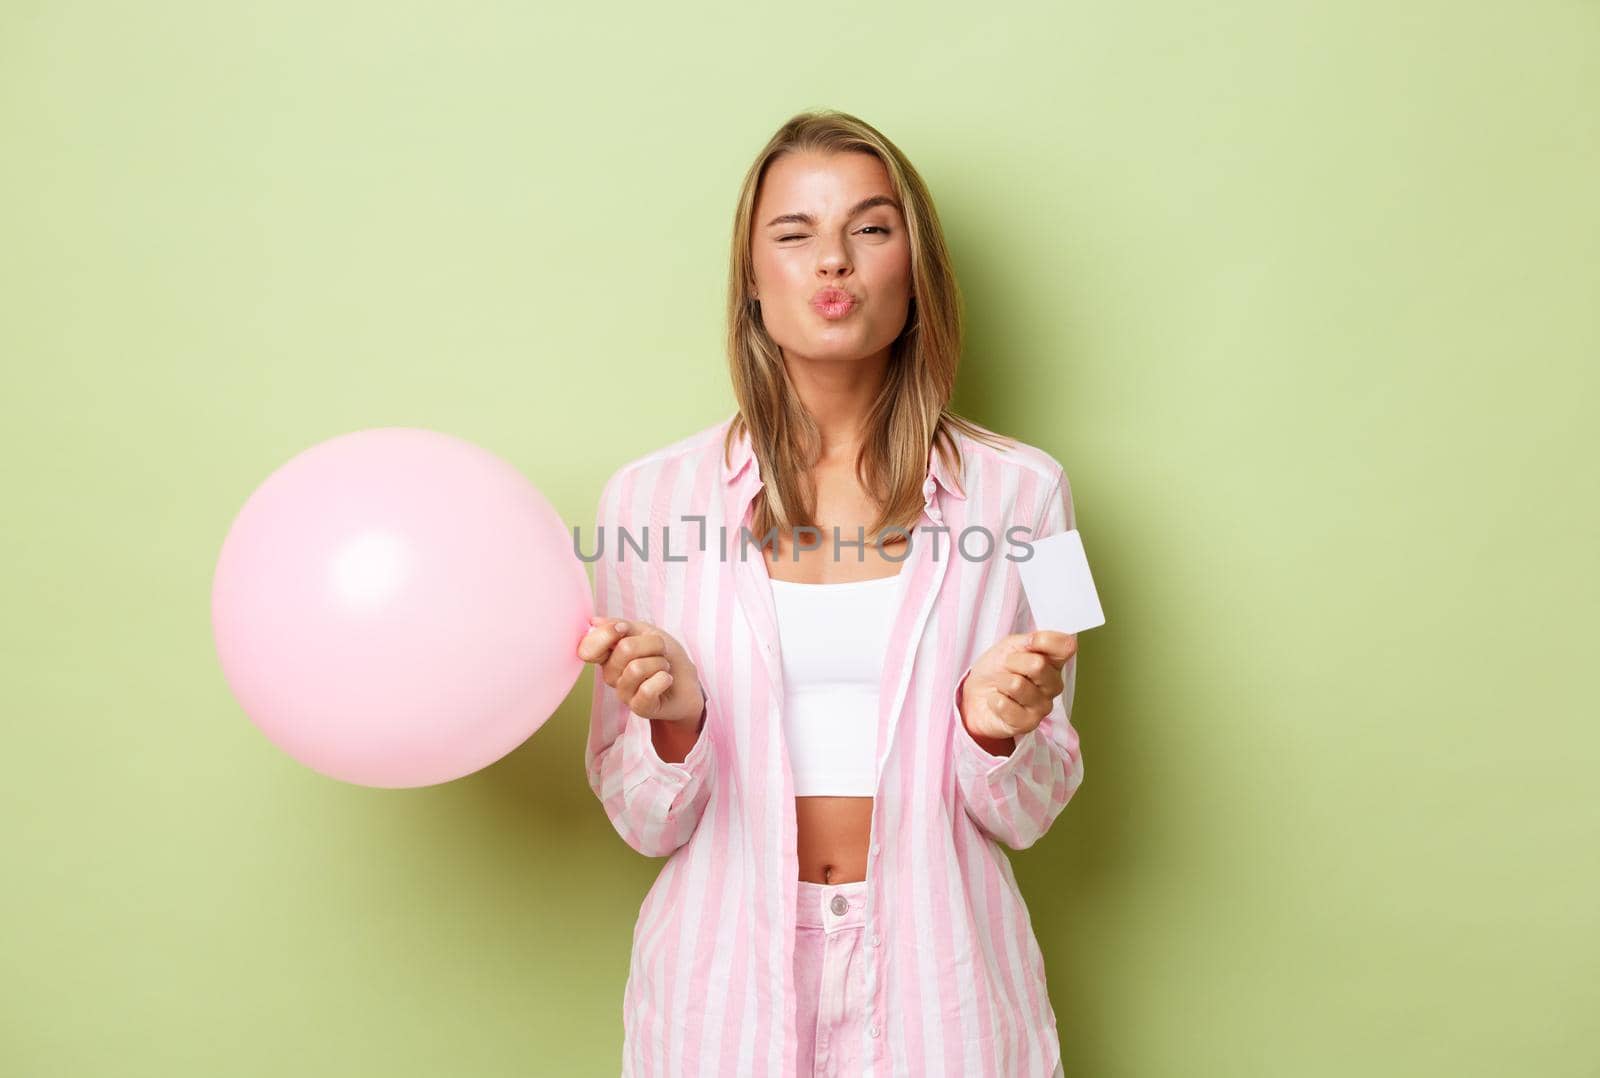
[1016,529,1106,635]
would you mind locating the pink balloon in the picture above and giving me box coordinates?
[210,428,592,788]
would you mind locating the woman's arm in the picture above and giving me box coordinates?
[583,468,716,858]
[950,463,1086,850]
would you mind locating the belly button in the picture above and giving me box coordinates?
[823,864,835,883]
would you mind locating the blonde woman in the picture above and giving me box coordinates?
[577,109,1082,1078]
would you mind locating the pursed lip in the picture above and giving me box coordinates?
[810,287,859,317]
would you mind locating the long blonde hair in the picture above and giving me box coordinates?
[723,108,1014,546]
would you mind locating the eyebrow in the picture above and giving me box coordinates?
[763,194,902,229]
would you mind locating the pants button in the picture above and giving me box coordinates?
[829,894,849,916]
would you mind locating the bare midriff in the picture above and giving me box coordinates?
[764,526,908,885]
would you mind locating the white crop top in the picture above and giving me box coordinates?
[768,571,905,796]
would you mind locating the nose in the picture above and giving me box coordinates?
[816,237,852,274]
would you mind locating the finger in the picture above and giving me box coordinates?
[577,620,623,663]
[578,617,638,663]
[616,655,671,698]
[604,628,665,683]
[1003,648,1066,699]
[630,669,674,713]
[985,688,1028,735]
[1021,630,1077,666]
[992,681,1051,734]
[993,669,1049,712]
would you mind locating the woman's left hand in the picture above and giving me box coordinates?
[957,631,1077,742]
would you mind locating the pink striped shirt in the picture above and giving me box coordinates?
[585,410,1085,1077]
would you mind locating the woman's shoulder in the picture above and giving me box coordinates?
[944,416,1066,493]
[603,417,731,483]
[594,416,734,523]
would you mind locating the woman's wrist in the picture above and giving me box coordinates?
[649,681,707,763]
[957,671,1016,756]
[654,676,706,730]
[684,675,708,729]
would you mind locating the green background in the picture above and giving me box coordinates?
[3,2,1595,1075]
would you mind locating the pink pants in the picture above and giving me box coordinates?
[794,878,1068,1077]
[794,878,871,1077]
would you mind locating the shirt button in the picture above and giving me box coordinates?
[829,894,848,916]
[870,843,880,857]
[869,1024,880,1038]
[869,933,881,947]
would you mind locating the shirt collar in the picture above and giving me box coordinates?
[720,413,966,504]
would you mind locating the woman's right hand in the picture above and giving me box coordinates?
[577,616,706,727]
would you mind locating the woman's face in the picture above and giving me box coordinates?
[749,150,914,366]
